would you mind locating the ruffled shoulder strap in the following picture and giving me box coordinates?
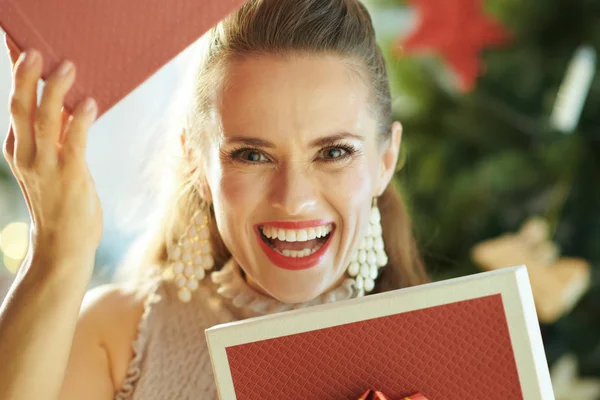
[114,279,163,400]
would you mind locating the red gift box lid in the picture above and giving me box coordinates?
[0,0,246,118]
[206,266,554,399]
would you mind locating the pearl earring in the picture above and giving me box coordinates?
[167,208,215,302]
[347,198,388,295]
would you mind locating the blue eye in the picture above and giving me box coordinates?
[316,143,358,163]
[243,150,263,162]
[318,145,357,162]
[230,148,269,163]
[322,148,346,159]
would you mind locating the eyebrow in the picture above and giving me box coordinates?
[309,132,364,148]
[224,137,275,148]
[224,132,364,148]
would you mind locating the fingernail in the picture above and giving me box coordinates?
[27,50,39,65]
[18,50,38,67]
[57,60,73,76]
[83,98,97,116]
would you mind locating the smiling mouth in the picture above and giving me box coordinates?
[258,224,333,258]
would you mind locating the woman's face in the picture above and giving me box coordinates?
[203,54,401,303]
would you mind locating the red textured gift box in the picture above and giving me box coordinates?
[206,266,554,399]
[0,0,247,118]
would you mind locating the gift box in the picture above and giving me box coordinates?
[0,0,246,118]
[205,266,554,399]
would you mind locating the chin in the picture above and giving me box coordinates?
[261,274,331,304]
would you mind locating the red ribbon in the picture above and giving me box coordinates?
[358,390,428,400]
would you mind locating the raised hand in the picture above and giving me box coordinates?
[0,36,110,400]
[3,34,103,275]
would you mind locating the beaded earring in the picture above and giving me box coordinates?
[347,198,388,295]
[167,208,214,302]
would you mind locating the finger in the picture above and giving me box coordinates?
[60,97,97,167]
[59,107,72,143]
[10,50,41,169]
[3,124,33,213]
[34,60,76,169]
[3,119,15,163]
[5,38,75,131]
[4,34,20,65]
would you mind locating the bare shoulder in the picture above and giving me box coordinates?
[80,282,146,324]
[75,283,148,393]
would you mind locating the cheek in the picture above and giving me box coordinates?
[209,165,272,253]
[321,160,376,259]
[206,149,263,213]
[322,155,379,264]
[219,170,259,207]
[322,158,378,212]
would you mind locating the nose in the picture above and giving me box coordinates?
[269,166,318,216]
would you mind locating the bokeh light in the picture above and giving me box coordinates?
[0,222,29,273]
[2,253,21,274]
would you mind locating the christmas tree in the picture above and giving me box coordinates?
[367,0,600,386]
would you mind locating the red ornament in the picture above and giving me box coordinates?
[398,0,511,91]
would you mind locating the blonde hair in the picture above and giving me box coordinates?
[117,0,429,291]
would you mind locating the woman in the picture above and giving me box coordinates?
[0,0,428,398]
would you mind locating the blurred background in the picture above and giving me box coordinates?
[1,0,600,396]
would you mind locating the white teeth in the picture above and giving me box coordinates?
[281,248,314,258]
[297,230,308,241]
[261,224,333,242]
[285,230,296,242]
[277,243,323,258]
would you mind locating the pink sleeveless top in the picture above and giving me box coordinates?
[113,277,236,399]
[113,260,358,399]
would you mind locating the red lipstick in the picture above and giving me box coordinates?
[254,221,335,271]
